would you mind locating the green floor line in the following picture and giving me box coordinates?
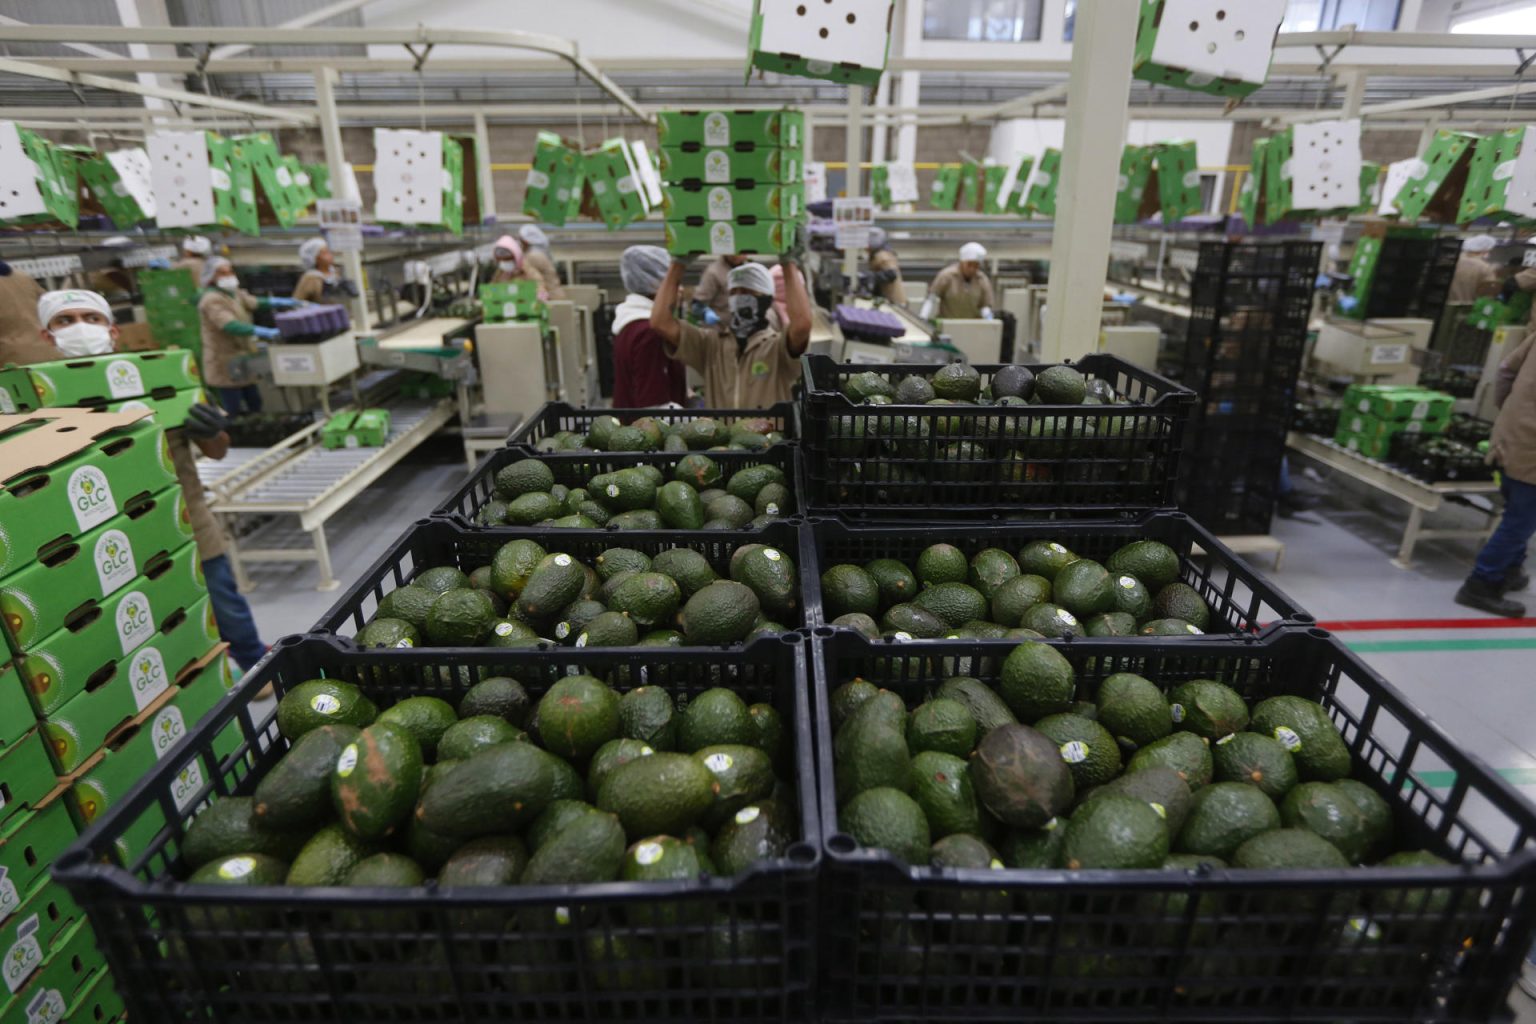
[1413,768,1536,788]
[1342,638,1536,653]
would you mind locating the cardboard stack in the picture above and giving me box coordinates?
[0,409,236,1024]
[1334,385,1455,460]
[0,349,207,431]
[658,109,805,256]
[479,280,548,326]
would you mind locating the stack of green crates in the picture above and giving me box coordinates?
[0,349,206,429]
[478,280,548,326]
[658,109,805,256]
[1334,385,1455,459]
[138,268,202,353]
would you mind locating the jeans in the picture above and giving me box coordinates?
[216,385,262,416]
[203,555,267,670]
[1472,474,1536,585]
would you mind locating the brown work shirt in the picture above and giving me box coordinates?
[172,256,206,286]
[1449,255,1499,304]
[929,263,995,319]
[870,248,907,305]
[521,248,566,300]
[1489,267,1536,484]
[198,287,260,388]
[670,320,799,408]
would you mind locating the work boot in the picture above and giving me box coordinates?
[1503,568,1531,593]
[1455,577,1527,617]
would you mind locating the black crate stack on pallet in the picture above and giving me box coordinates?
[1361,233,1461,323]
[1179,240,1322,535]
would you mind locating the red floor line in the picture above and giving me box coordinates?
[1314,617,1536,631]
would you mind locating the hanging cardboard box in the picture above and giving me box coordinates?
[1391,129,1480,223]
[1153,140,1203,221]
[1025,148,1062,216]
[1115,145,1157,224]
[74,148,156,228]
[1265,119,1362,219]
[523,132,584,227]
[0,122,78,228]
[1457,125,1536,224]
[584,138,652,230]
[1132,0,1287,98]
[148,130,256,236]
[995,154,1035,215]
[233,133,311,228]
[1237,137,1269,226]
[746,0,893,87]
[373,128,464,235]
[1377,158,1420,217]
[929,164,962,211]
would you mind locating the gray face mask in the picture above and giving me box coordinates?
[729,293,770,343]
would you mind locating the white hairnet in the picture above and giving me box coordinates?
[181,235,212,256]
[298,236,328,268]
[868,226,888,251]
[620,245,670,296]
[519,224,550,250]
[38,289,113,326]
[1463,235,1498,254]
[960,242,987,263]
[201,256,232,287]
[727,261,774,297]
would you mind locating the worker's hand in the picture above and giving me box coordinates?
[980,306,995,320]
[267,297,301,309]
[253,325,281,341]
[702,307,720,326]
[782,224,807,267]
[145,258,171,270]
[183,402,229,441]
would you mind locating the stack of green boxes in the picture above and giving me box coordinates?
[0,408,236,1024]
[0,349,207,430]
[523,132,585,227]
[320,408,392,450]
[1334,385,1455,460]
[138,268,202,353]
[658,109,805,256]
[478,281,548,327]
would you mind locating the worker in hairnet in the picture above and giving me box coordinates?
[922,242,995,321]
[174,235,212,285]
[867,226,907,305]
[1450,235,1502,303]
[612,245,687,408]
[198,256,297,415]
[293,236,359,304]
[488,235,547,298]
[652,255,811,407]
[690,252,748,322]
[518,224,566,300]
[33,288,268,672]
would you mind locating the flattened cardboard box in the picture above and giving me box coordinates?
[659,144,802,186]
[0,799,76,924]
[0,410,174,582]
[0,486,193,660]
[0,348,199,412]
[656,110,804,150]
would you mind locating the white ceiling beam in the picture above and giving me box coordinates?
[1283,80,1536,123]
[0,16,121,59]
[0,55,317,122]
[207,0,383,61]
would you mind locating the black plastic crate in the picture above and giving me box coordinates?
[55,634,820,1024]
[798,513,1310,638]
[433,445,802,526]
[312,518,808,644]
[509,401,797,451]
[796,354,1195,520]
[812,630,1536,1022]
[1389,434,1495,485]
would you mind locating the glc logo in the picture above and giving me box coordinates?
[117,591,154,653]
[105,359,145,399]
[68,466,117,532]
[129,648,169,711]
[95,529,136,593]
[153,707,187,755]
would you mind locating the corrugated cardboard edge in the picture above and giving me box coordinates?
[0,407,153,484]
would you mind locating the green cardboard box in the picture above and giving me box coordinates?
[1334,430,1392,460]
[1354,162,1382,215]
[1467,292,1534,331]
[0,663,28,751]
[321,409,391,450]
[979,163,1013,215]
[871,164,891,208]
[0,800,75,923]
[10,541,204,706]
[1114,145,1156,223]
[666,219,794,257]
[929,164,961,211]
[0,348,199,412]
[283,155,318,212]
[0,881,82,996]
[1000,155,1035,214]
[656,109,804,150]
[0,919,108,1024]
[584,139,651,230]
[1025,149,1062,216]
[1132,0,1284,99]
[523,132,585,227]
[442,135,466,237]
[234,132,310,228]
[746,0,892,87]
[12,127,80,228]
[106,385,209,431]
[659,144,801,186]
[38,595,217,773]
[1392,130,1480,223]
[68,649,232,834]
[0,732,53,837]
[75,150,155,228]
[1458,127,1532,224]
[479,280,548,323]
[0,486,193,660]
[0,414,175,583]
[1154,140,1202,221]
[302,161,331,199]
[1344,384,1456,423]
[1238,138,1270,226]
[662,181,804,222]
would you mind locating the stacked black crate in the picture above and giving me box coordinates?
[1178,240,1322,535]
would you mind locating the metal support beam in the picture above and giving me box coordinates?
[0,16,120,59]
[1041,0,1138,363]
[209,0,382,61]
[868,71,891,165]
[473,111,497,224]
[843,87,865,284]
[0,54,315,123]
[314,68,371,332]
[1341,71,1368,118]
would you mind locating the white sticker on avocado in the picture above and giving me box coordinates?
[554,906,571,926]
[734,806,761,826]
[1185,624,1203,634]
[3,915,41,992]
[0,870,17,922]
[989,858,1004,870]
[605,485,620,498]
[1170,703,1185,724]
[219,856,256,880]
[765,503,780,516]
[1216,733,1239,746]
[394,638,414,649]
[639,746,654,756]
[892,632,913,641]
[1149,801,1167,819]
[336,744,359,777]
[704,752,734,773]
[634,841,665,866]
[1118,576,1137,590]
[495,622,515,637]
[1048,544,1066,553]
[311,694,340,715]
[575,633,589,648]
[25,984,63,1023]
[554,554,573,567]
[764,549,782,562]
[1043,817,1059,831]
[1057,611,1079,626]
[1273,726,1302,752]
[555,622,571,639]
[68,465,118,532]
[1346,917,1382,941]
[1059,741,1089,764]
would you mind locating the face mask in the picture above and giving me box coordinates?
[729,293,769,343]
[51,322,114,358]
[216,275,239,291]
[498,260,518,272]
[324,268,339,284]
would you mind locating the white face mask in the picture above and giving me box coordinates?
[216,275,239,291]
[51,322,114,358]
[498,260,518,273]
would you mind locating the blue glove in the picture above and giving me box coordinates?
[267,297,300,309]
[702,308,720,326]
[1337,296,1359,313]
[145,258,171,270]
[253,326,280,341]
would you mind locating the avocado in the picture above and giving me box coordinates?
[1087,765,1193,837]
[355,617,422,650]
[1018,541,1076,580]
[551,599,606,644]
[622,835,705,885]
[1152,582,1212,631]
[486,619,541,647]
[703,494,754,527]
[990,364,1035,400]
[935,676,1017,734]
[504,491,561,526]
[1105,540,1180,590]
[1249,696,1352,782]
[587,738,658,801]
[1139,618,1203,636]
[609,424,655,453]
[188,852,289,887]
[376,697,457,761]
[893,374,936,404]
[970,723,1075,828]
[681,580,761,645]
[677,688,753,751]
[490,539,547,598]
[1231,828,1349,869]
[678,419,719,450]
[674,453,722,488]
[594,547,651,582]
[656,481,706,529]
[746,703,785,768]
[1034,365,1087,405]
[998,641,1076,722]
[596,752,717,839]
[1019,603,1082,639]
[839,787,931,865]
[521,811,627,884]
[1334,779,1393,862]
[418,742,556,837]
[1176,782,1281,859]
[285,822,378,886]
[821,564,880,619]
[1211,732,1297,802]
[437,715,522,760]
[830,679,879,731]
[1052,559,1115,617]
[909,750,987,838]
[912,582,988,628]
[712,800,795,874]
[930,363,982,401]
[494,459,555,500]
[439,836,529,886]
[754,482,791,517]
[730,545,798,618]
[476,500,509,526]
[1106,574,1152,620]
[254,724,361,830]
[864,558,918,606]
[915,543,969,587]
[1095,672,1172,749]
[604,573,680,630]
[725,465,787,505]
[1033,713,1122,789]
[332,723,423,840]
[614,687,674,750]
[650,548,718,597]
[1062,793,1168,869]
[376,584,435,631]
[1084,611,1139,637]
[527,800,600,853]
[415,566,470,594]
[536,675,620,760]
[516,554,587,623]
[880,603,948,639]
[346,852,425,887]
[834,716,910,805]
[1168,679,1249,739]
[696,744,775,828]
[1127,731,1213,790]
[907,698,978,758]
[990,574,1053,626]
[641,629,686,647]
[966,548,1021,600]
[183,796,308,867]
[1279,782,1374,863]
[999,819,1066,868]
[592,467,658,512]
[843,370,897,403]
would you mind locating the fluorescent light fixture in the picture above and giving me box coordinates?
[1450,4,1536,34]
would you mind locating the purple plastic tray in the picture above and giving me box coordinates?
[835,304,905,340]
[274,304,351,342]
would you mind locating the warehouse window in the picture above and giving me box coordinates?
[1281,0,1400,31]
[923,0,1043,41]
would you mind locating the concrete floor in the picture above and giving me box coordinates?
[228,442,1536,1019]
